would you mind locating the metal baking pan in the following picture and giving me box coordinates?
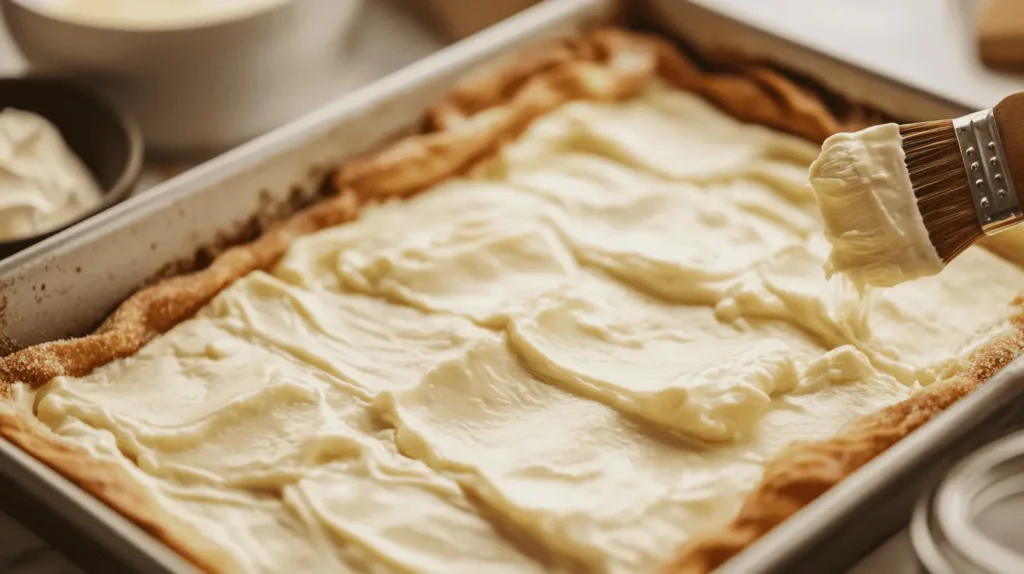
[1,0,1022,572]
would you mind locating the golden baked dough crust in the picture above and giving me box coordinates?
[0,28,1020,573]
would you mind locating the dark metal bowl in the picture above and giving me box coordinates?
[0,77,144,259]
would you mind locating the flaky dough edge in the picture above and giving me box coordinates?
[0,28,1013,573]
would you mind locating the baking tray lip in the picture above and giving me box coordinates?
[678,0,979,113]
[645,0,974,121]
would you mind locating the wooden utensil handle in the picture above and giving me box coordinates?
[978,0,1024,73]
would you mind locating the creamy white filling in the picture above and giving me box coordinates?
[809,123,944,287]
[0,108,103,241]
[22,84,1024,573]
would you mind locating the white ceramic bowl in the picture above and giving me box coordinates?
[2,0,363,156]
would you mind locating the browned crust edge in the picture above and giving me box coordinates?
[0,410,233,572]
[662,321,1024,573]
[0,28,1009,574]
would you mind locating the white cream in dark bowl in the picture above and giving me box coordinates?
[0,107,103,241]
[0,78,142,259]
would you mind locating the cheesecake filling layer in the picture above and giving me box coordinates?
[20,82,1024,573]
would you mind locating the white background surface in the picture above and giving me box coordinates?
[1,0,1023,572]
[696,0,1024,109]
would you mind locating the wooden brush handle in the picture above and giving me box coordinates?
[993,92,1024,202]
[978,0,1024,73]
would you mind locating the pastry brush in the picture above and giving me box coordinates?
[808,92,1024,288]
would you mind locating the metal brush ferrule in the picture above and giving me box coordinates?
[953,109,1022,235]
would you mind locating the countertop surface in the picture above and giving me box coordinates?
[1,0,1022,572]
[695,0,1024,110]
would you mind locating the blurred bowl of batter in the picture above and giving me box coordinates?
[2,0,364,156]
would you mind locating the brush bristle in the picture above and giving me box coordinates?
[900,120,982,263]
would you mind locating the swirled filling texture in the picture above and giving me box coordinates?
[24,82,1024,574]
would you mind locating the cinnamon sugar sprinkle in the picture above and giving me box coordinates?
[0,28,1021,574]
